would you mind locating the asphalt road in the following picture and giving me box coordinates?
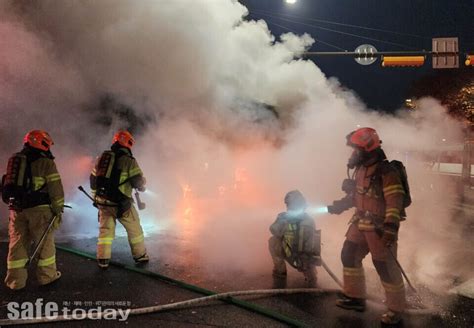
[0,237,472,328]
[0,194,472,327]
[0,242,287,328]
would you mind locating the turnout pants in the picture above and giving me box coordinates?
[97,203,146,260]
[341,223,406,312]
[5,207,58,289]
[268,236,317,282]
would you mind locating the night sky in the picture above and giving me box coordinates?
[240,0,473,111]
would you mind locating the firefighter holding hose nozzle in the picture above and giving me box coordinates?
[269,190,321,289]
[327,127,411,325]
[90,130,149,269]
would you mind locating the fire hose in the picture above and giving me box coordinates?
[0,246,435,327]
[0,288,330,327]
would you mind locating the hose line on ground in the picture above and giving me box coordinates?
[0,245,435,327]
[0,288,330,326]
[55,246,314,327]
[55,246,437,316]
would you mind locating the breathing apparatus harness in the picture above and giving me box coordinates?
[1,148,53,211]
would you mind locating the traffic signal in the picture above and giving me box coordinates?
[381,56,425,67]
[466,55,473,66]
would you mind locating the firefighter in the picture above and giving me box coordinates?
[3,130,64,290]
[90,130,148,269]
[268,190,320,288]
[327,127,406,325]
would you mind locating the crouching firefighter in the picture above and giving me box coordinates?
[269,190,321,288]
[1,130,64,290]
[90,130,149,269]
[327,127,411,325]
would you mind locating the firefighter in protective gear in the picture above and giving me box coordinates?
[3,130,64,290]
[268,190,320,288]
[90,130,148,269]
[327,127,406,325]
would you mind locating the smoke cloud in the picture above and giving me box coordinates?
[0,0,469,300]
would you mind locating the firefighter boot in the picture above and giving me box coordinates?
[98,259,110,270]
[134,253,149,266]
[40,271,62,287]
[381,310,402,325]
[336,294,366,312]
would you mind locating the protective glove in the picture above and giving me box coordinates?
[132,176,146,192]
[51,206,63,230]
[52,214,62,230]
[380,223,398,247]
[327,195,353,215]
[327,204,342,215]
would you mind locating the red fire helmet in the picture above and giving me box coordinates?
[113,130,135,149]
[346,127,381,152]
[23,130,54,151]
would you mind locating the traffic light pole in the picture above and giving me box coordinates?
[303,38,471,68]
[304,51,458,57]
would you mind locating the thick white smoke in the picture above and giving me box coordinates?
[0,0,469,297]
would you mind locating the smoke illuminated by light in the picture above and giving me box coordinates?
[116,215,162,237]
[0,0,468,296]
[307,206,329,215]
[143,189,158,198]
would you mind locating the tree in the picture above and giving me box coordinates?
[410,68,474,123]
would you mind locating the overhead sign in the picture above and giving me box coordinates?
[432,37,459,69]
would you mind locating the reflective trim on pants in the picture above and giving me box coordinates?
[130,234,144,245]
[38,255,56,267]
[5,208,58,289]
[343,267,365,277]
[343,266,366,298]
[97,203,146,260]
[383,281,406,311]
[342,223,406,311]
[7,258,28,269]
[97,237,114,245]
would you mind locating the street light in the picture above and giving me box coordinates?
[405,98,416,109]
[285,0,297,4]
